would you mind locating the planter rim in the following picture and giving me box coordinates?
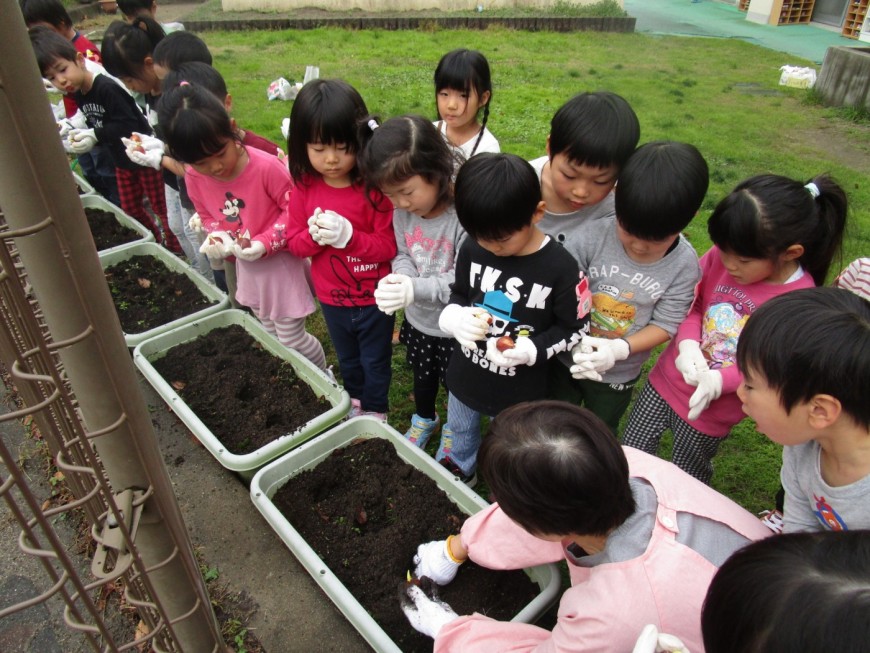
[250,416,561,652]
[133,308,351,476]
[72,170,96,197]
[100,241,229,346]
[83,193,155,256]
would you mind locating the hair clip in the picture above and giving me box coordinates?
[804,182,820,198]
[367,119,379,131]
[179,80,191,87]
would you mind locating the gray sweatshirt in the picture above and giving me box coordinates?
[555,215,700,383]
[390,205,466,337]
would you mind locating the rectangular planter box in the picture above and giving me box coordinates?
[134,309,351,479]
[100,242,228,347]
[250,416,561,653]
[72,170,96,197]
[83,194,155,255]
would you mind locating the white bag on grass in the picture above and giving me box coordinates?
[779,65,817,89]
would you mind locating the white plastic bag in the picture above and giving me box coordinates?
[267,77,302,101]
[778,65,817,89]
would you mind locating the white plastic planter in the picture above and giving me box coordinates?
[134,309,351,480]
[72,170,96,196]
[100,242,228,347]
[83,194,154,255]
[250,416,561,653]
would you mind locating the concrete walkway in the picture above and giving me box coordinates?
[625,0,861,63]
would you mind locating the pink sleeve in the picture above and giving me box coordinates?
[253,160,293,254]
[284,180,325,258]
[674,249,715,345]
[462,504,565,569]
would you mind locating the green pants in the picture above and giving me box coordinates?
[547,361,638,436]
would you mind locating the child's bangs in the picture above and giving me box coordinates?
[434,60,473,94]
[708,192,769,259]
[308,104,361,153]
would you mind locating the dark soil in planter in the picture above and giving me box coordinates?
[104,254,214,333]
[272,437,540,652]
[87,206,141,251]
[151,324,331,454]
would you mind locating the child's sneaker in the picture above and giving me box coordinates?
[348,398,362,418]
[440,457,477,488]
[758,509,784,534]
[362,411,387,421]
[404,414,440,449]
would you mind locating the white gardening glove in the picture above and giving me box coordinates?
[307,208,326,245]
[57,110,88,138]
[280,117,290,141]
[401,584,459,640]
[571,335,630,376]
[374,274,414,315]
[675,340,708,387]
[484,336,515,368]
[43,77,60,93]
[232,239,266,262]
[188,213,203,233]
[633,624,691,653]
[121,132,165,170]
[67,128,97,154]
[500,335,537,367]
[687,369,723,421]
[438,304,490,349]
[413,539,463,585]
[198,231,234,260]
[314,209,353,248]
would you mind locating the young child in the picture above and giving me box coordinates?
[30,28,179,253]
[623,173,849,484]
[360,114,466,446]
[116,0,184,33]
[563,141,709,435]
[22,0,120,206]
[158,82,326,369]
[151,30,212,80]
[402,400,771,652]
[435,153,586,484]
[284,79,396,418]
[101,17,191,259]
[736,287,870,532]
[433,48,499,165]
[530,91,640,249]
[702,530,870,652]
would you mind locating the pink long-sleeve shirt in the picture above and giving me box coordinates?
[437,447,771,653]
[647,246,814,436]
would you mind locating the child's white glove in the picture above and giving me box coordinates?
[308,208,326,245]
[199,231,234,259]
[413,539,463,585]
[374,274,414,315]
[42,77,60,94]
[314,209,353,248]
[280,117,290,141]
[233,239,266,262]
[675,340,708,386]
[187,213,203,233]
[687,369,723,421]
[438,304,490,349]
[57,110,88,138]
[121,132,165,170]
[486,336,537,367]
[67,128,97,154]
[571,335,630,376]
[632,624,691,653]
[400,585,459,640]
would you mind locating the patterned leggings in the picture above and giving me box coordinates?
[115,167,182,254]
[258,315,326,371]
[622,383,724,484]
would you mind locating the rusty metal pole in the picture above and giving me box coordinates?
[0,3,223,650]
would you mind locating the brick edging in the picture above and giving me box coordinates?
[182,15,636,33]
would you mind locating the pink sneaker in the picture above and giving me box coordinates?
[349,398,362,418]
[362,411,387,421]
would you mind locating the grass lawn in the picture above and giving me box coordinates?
[188,26,867,512]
